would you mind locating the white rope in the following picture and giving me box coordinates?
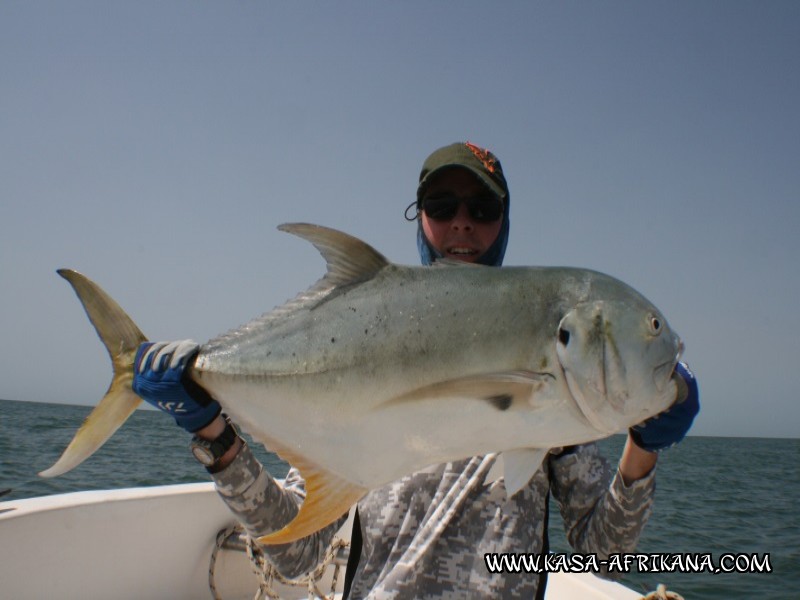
[210,524,241,600]
[394,455,495,572]
[640,583,685,600]
[210,524,349,600]
[212,523,685,600]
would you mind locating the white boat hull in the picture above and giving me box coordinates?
[0,483,642,599]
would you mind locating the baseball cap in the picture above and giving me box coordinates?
[417,141,509,204]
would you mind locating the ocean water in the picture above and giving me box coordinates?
[1,398,797,599]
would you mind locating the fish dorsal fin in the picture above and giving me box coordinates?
[279,223,389,288]
[203,225,389,352]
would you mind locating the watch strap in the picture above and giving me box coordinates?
[190,416,240,471]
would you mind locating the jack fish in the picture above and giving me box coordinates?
[40,223,682,544]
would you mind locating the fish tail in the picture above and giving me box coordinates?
[39,269,148,478]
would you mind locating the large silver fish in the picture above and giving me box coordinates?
[40,223,682,544]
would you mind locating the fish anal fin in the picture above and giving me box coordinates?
[502,448,548,497]
[257,441,367,545]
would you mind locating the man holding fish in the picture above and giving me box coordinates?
[130,143,699,598]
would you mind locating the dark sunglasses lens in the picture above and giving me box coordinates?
[422,196,503,223]
[466,198,503,222]
[422,197,459,221]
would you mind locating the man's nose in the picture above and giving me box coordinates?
[449,202,474,231]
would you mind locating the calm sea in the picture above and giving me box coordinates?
[1,398,796,599]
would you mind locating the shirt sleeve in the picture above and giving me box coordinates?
[210,442,348,579]
[549,443,655,573]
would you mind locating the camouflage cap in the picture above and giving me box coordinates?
[417,141,509,204]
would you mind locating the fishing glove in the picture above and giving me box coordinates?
[630,362,699,452]
[132,340,221,433]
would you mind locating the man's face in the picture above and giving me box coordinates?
[420,167,504,263]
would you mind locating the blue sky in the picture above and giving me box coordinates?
[1,2,798,438]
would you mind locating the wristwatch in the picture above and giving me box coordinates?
[190,416,240,470]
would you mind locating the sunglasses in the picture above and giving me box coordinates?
[421,195,504,223]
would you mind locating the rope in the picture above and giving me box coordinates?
[211,522,685,600]
[209,524,349,600]
[394,455,495,571]
[640,583,685,600]
[210,524,241,600]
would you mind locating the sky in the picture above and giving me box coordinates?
[1,2,798,439]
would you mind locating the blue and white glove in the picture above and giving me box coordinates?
[132,340,221,433]
[630,362,699,452]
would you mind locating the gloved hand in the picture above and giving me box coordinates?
[132,340,221,433]
[630,362,699,452]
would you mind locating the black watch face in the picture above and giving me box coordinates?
[191,445,216,466]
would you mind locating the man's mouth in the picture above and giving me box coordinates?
[446,247,479,256]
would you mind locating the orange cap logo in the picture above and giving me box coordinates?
[465,141,498,174]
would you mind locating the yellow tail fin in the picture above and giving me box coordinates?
[39,270,147,478]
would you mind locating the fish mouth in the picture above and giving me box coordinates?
[653,360,676,391]
[654,340,683,392]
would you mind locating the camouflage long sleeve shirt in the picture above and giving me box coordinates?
[212,442,655,599]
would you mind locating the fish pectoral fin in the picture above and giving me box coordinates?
[382,371,554,411]
[257,445,367,546]
[500,448,548,497]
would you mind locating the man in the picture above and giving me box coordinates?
[134,142,699,598]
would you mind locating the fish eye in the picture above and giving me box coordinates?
[647,315,662,335]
